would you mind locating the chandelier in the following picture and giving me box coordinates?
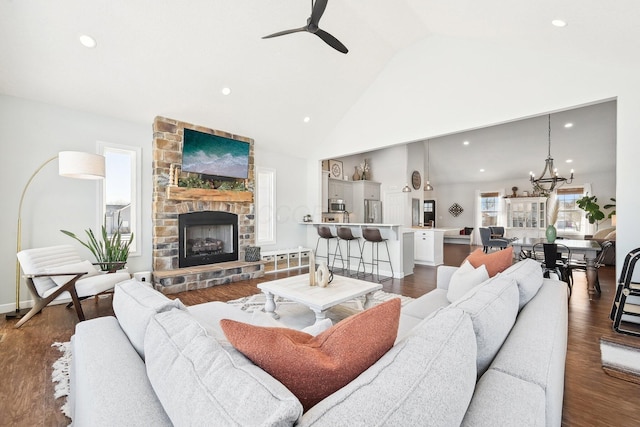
[529,114,574,195]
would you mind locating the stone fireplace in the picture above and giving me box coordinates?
[151,116,264,294]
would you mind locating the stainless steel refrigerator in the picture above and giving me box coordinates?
[364,199,382,223]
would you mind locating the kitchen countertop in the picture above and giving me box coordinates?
[301,222,404,227]
[407,227,458,232]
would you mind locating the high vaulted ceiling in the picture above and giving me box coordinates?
[427,100,616,184]
[1,1,637,158]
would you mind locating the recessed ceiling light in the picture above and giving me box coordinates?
[303,116,311,123]
[79,34,97,48]
[564,122,573,128]
[221,87,231,96]
[552,19,567,28]
[463,141,470,146]
[566,159,573,163]
[479,168,485,173]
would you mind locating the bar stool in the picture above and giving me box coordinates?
[335,227,363,277]
[314,226,344,270]
[361,227,394,283]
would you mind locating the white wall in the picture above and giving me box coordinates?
[254,147,312,252]
[432,171,616,234]
[0,96,313,309]
[0,95,152,311]
[405,141,425,225]
[309,34,639,271]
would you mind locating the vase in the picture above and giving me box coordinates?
[361,171,367,180]
[546,225,557,243]
[352,166,361,181]
[316,262,330,287]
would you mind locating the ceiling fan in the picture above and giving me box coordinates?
[262,0,348,54]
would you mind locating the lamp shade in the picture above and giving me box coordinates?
[58,151,105,179]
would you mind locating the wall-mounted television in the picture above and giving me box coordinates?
[181,128,250,179]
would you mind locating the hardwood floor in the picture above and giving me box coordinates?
[1,244,639,426]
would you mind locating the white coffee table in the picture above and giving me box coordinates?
[257,274,383,325]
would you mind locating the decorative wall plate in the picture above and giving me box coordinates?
[449,203,464,217]
[411,171,421,190]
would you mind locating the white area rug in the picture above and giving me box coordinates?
[50,290,413,419]
[51,341,72,419]
[226,290,414,330]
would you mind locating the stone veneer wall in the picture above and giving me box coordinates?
[152,116,257,293]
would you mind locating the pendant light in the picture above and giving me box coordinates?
[425,140,434,191]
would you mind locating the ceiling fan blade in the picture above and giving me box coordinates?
[314,29,348,54]
[309,0,328,28]
[262,26,307,39]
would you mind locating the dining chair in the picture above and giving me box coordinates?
[532,242,572,296]
[567,240,614,294]
[479,227,510,253]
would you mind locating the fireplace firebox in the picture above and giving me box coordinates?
[178,211,239,267]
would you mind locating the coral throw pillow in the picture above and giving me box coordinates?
[220,298,400,412]
[465,247,513,277]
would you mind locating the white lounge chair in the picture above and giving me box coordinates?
[15,244,130,328]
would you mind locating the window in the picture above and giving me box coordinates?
[480,192,500,226]
[97,142,141,256]
[556,187,585,234]
[256,167,276,245]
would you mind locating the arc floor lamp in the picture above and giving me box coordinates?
[6,151,105,319]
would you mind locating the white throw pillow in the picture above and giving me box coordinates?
[446,261,490,303]
[145,309,303,425]
[45,260,100,286]
[502,258,544,310]
[113,279,186,359]
[450,274,519,376]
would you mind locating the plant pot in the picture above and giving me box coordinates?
[99,262,127,273]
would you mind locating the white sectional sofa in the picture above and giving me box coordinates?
[69,258,568,426]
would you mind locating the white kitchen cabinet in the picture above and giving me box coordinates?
[327,178,353,211]
[413,229,445,266]
[352,180,381,200]
[322,171,329,213]
[327,178,346,199]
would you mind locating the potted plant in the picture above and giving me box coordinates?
[61,214,134,272]
[604,197,616,218]
[576,194,606,230]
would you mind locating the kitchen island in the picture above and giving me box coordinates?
[408,227,458,266]
[303,223,414,279]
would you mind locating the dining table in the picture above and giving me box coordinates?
[511,237,603,300]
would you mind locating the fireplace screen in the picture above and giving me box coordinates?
[186,224,233,258]
[178,211,239,267]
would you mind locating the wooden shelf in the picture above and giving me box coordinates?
[166,186,253,202]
